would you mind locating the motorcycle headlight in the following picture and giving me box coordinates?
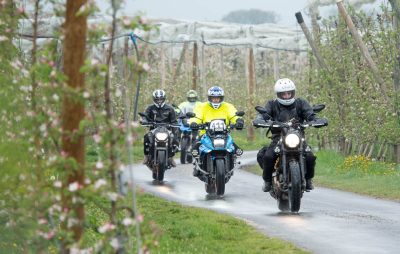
[284,133,300,148]
[213,139,225,148]
[155,132,168,142]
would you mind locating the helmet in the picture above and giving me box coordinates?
[207,86,224,109]
[274,78,296,106]
[152,89,166,108]
[187,90,198,103]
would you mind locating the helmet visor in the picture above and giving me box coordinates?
[277,90,295,100]
[209,96,222,103]
[154,98,165,106]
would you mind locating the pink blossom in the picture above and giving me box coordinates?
[93,134,101,143]
[94,179,107,189]
[45,230,55,240]
[142,62,151,72]
[53,181,62,188]
[110,238,120,250]
[122,16,131,26]
[96,161,104,169]
[38,218,48,225]
[122,217,133,226]
[136,214,144,223]
[68,182,80,192]
[98,222,116,233]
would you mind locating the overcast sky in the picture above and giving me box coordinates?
[97,0,382,27]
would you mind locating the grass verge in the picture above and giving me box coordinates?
[243,150,400,201]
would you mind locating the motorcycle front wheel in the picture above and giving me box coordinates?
[180,136,189,164]
[156,151,166,182]
[288,160,302,212]
[215,159,226,196]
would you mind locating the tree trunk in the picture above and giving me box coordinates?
[61,0,88,247]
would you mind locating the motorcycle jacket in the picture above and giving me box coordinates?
[178,101,201,115]
[254,98,316,139]
[143,104,178,128]
[189,101,239,135]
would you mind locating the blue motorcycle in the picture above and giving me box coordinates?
[188,111,245,196]
[178,119,196,164]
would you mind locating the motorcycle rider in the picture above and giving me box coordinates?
[142,89,178,167]
[189,86,244,176]
[176,90,201,143]
[253,78,323,192]
[178,90,201,115]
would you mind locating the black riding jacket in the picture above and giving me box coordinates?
[143,104,178,128]
[254,98,316,139]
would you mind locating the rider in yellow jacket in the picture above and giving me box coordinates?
[189,86,244,176]
[189,86,243,132]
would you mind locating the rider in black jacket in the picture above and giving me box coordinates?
[142,89,178,167]
[254,78,318,192]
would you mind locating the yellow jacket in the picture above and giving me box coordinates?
[189,102,239,134]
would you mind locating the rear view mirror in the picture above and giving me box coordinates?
[255,106,267,114]
[312,104,325,113]
[235,111,245,117]
[186,112,195,118]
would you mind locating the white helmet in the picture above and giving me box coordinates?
[152,89,166,108]
[207,86,224,109]
[274,78,296,106]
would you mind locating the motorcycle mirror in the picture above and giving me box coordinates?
[138,112,146,117]
[172,103,178,108]
[255,106,267,114]
[186,112,195,118]
[235,111,245,117]
[312,104,325,113]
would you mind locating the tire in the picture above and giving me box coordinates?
[288,160,302,212]
[215,159,226,196]
[180,137,189,164]
[156,151,166,182]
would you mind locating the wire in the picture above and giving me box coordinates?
[17,32,307,52]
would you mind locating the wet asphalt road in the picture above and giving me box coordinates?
[121,151,400,254]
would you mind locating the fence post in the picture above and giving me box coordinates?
[247,48,255,141]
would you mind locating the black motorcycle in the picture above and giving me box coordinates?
[253,105,327,212]
[188,111,245,196]
[139,113,180,182]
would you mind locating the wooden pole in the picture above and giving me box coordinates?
[160,42,166,89]
[336,0,389,102]
[273,50,280,80]
[247,48,255,141]
[61,0,88,245]
[295,12,328,70]
[171,42,188,85]
[389,0,400,163]
[220,47,224,83]
[192,42,198,91]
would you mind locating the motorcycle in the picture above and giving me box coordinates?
[188,111,245,196]
[253,105,327,212]
[139,112,180,182]
[172,105,196,164]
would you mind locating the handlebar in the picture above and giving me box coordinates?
[140,121,181,128]
[252,119,327,129]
